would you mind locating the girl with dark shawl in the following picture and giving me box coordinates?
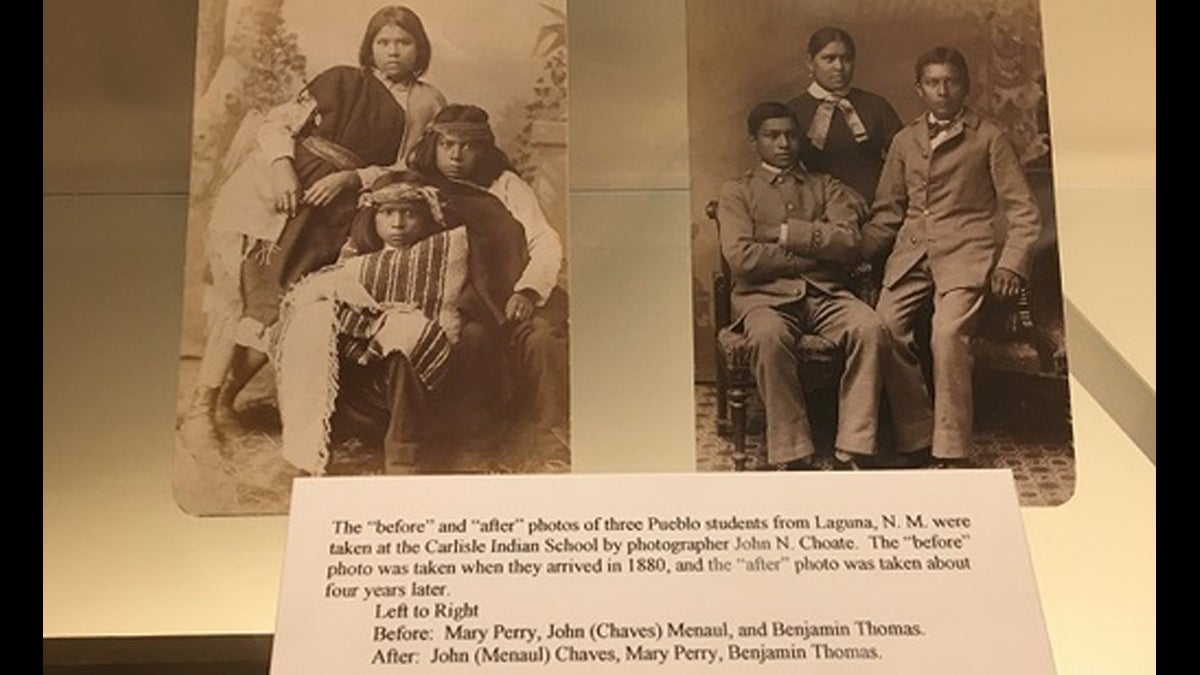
[182,6,446,446]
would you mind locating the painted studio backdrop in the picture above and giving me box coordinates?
[687,0,1073,504]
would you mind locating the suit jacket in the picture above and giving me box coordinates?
[863,108,1042,291]
[717,164,868,323]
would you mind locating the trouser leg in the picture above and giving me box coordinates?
[380,353,428,468]
[195,325,236,391]
[224,346,268,404]
[240,241,286,338]
[432,321,497,439]
[185,328,233,434]
[805,289,886,456]
[743,306,812,464]
[334,353,427,471]
[930,287,985,459]
[186,229,242,438]
[195,229,245,390]
[510,295,569,430]
[876,261,936,453]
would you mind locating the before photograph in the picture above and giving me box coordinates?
[174,0,570,515]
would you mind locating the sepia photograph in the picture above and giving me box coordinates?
[687,0,1074,505]
[174,0,570,515]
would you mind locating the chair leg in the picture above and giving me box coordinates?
[729,386,748,470]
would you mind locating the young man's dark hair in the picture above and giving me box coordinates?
[913,46,971,91]
[746,101,797,137]
[407,104,515,186]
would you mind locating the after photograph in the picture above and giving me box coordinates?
[687,0,1073,506]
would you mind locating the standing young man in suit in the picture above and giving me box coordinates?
[864,47,1042,468]
[718,102,887,470]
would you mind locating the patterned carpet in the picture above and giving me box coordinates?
[694,378,1075,507]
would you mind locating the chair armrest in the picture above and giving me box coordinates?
[706,199,734,329]
[713,272,732,332]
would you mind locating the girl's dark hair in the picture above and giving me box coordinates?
[807,27,856,59]
[358,6,432,78]
[914,46,971,91]
[407,104,515,186]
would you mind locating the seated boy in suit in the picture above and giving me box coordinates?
[718,102,886,470]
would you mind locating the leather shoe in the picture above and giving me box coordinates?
[902,447,933,469]
[930,457,976,470]
[831,452,866,471]
[777,456,817,471]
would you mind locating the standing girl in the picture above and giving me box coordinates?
[182,5,446,446]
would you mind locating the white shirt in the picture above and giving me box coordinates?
[927,110,966,151]
[486,171,564,305]
[807,81,851,100]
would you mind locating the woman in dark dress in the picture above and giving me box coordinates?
[785,27,902,205]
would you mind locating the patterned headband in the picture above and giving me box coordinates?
[358,182,447,227]
[431,121,494,143]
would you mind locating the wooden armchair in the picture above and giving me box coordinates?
[706,200,865,470]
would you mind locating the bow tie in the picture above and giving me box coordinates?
[806,84,869,149]
[928,120,956,138]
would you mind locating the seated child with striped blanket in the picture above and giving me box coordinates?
[274,171,469,475]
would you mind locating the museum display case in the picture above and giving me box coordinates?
[44,1,1154,672]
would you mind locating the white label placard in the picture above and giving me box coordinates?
[271,471,1055,673]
